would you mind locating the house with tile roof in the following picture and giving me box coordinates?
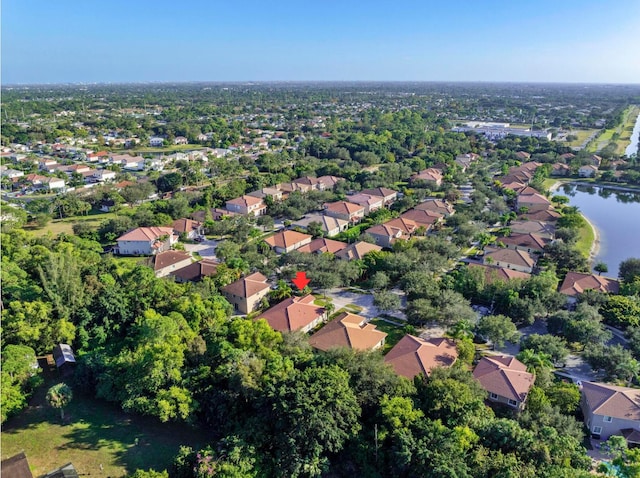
[264,230,313,254]
[400,209,444,229]
[509,220,556,239]
[384,335,458,379]
[225,195,267,216]
[316,175,344,190]
[473,355,535,410]
[293,176,324,191]
[499,233,550,255]
[521,208,562,223]
[415,198,455,217]
[151,250,193,277]
[366,217,423,248]
[116,226,177,255]
[483,247,536,274]
[257,295,327,333]
[323,201,365,223]
[360,187,398,206]
[559,272,620,304]
[335,241,382,261]
[295,238,348,254]
[221,272,271,314]
[411,168,443,186]
[246,187,284,202]
[170,259,218,283]
[579,164,599,178]
[347,193,384,214]
[468,263,531,283]
[516,188,552,212]
[581,381,640,441]
[291,214,349,237]
[309,312,387,351]
[173,218,203,240]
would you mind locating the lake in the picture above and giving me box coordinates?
[560,183,640,277]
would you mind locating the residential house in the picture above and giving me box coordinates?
[174,136,188,145]
[366,218,419,248]
[411,168,443,186]
[516,187,552,211]
[559,272,620,304]
[473,355,535,410]
[293,176,324,191]
[221,272,270,314]
[384,335,458,379]
[579,165,598,178]
[515,151,531,161]
[335,241,382,261]
[551,163,571,176]
[499,233,550,255]
[116,226,177,255]
[247,187,284,202]
[291,214,349,237]
[415,199,455,217]
[521,208,562,223]
[400,209,443,229]
[170,259,218,283]
[264,230,313,254]
[581,381,640,441]
[173,218,203,240]
[346,193,384,214]
[591,155,603,167]
[1,168,24,179]
[308,312,387,351]
[361,187,398,206]
[149,137,165,147]
[40,176,66,190]
[323,201,365,223]
[559,153,575,162]
[152,250,193,278]
[468,263,531,283]
[225,195,267,217]
[317,175,344,190]
[190,207,237,222]
[295,238,348,254]
[257,295,327,333]
[39,158,59,172]
[93,169,116,182]
[509,220,556,239]
[483,247,536,273]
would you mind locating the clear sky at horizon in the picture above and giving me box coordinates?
[2,0,639,84]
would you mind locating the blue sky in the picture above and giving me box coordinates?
[2,0,639,84]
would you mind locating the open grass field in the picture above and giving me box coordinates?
[588,105,639,154]
[1,363,208,478]
[25,210,121,237]
[564,129,599,149]
[369,318,407,353]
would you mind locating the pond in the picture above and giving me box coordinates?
[560,183,640,277]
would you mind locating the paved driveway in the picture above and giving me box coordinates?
[183,239,218,260]
[322,288,407,321]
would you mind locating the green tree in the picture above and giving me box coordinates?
[545,381,581,414]
[516,349,553,374]
[476,314,520,350]
[520,334,569,365]
[373,290,401,312]
[600,295,640,328]
[620,258,640,283]
[594,262,609,276]
[46,382,73,420]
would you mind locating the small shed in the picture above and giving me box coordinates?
[43,463,80,478]
[52,344,76,376]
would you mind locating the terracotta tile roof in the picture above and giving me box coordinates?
[384,335,458,379]
[172,218,202,234]
[559,272,620,297]
[468,263,531,283]
[400,209,443,226]
[317,175,344,188]
[324,201,365,215]
[483,247,536,269]
[473,355,535,402]
[117,226,174,242]
[152,250,192,271]
[412,168,443,182]
[521,208,561,222]
[257,295,326,332]
[365,222,410,241]
[265,230,312,249]
[296,238,348,254]
[335,241,382,260]
[499,233,550,251]
[226,195,264,207]
[415,199,455,215]
[509,220,556,238]
[518,191,551,205]
[221,272,270,298]
[582,381,640,421]
[347,193,384,207]
[309,312,387,351]
[293,176,322,186]
[361,187,397,198]
[170,259,218,282]
[291,214,348,233]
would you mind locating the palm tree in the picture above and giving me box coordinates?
[46,383,73,421]
[517,349,553,374]
[448,319,475,340]
[269,279,293,301]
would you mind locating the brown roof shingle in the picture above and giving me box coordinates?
[582,381,640,420]
[559,272,620,297]
[384,335,458,379]
[308,312,387,351]
[222,272,270,298]
[473,355,535,402]
[257,295,326,332]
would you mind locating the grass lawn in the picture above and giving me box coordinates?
[1,365,208,477]
[564,129,598,149]
[369,318,407,353]
[575,213,596,259]
[25,210,124,238]
[588,105,639,154]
